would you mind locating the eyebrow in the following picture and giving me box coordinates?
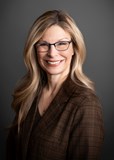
[40,38,70,43]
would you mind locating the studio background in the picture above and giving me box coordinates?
[0,0,113,159]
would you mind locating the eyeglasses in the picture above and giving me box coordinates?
[35,40,72,52]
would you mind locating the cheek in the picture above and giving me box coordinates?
[37,53,43,61]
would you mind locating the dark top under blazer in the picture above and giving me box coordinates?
[6,77,104,160]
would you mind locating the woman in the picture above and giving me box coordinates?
[6,10,104,160]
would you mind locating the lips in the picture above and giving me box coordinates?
[47,60,61,65]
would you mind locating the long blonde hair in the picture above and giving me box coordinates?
[12,10,94,130]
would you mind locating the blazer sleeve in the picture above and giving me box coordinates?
[67,94,104,160]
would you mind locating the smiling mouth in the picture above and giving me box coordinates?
[46,60,62,65]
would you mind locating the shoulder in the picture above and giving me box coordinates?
[74,85,100,106]
[66,79,104,130]
[63,77,101,108]
[72,86,102,115]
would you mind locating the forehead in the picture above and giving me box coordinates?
[41,25,71,42]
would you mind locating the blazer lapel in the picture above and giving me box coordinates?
[20,97,38,160]
[34,76,77,136]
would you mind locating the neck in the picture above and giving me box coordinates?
[45,74,68,94]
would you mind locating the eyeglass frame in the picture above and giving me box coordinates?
[35,40,72,52]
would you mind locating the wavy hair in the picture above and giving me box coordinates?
[12,10,94,131]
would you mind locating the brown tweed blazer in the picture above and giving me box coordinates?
[6,77,104,160]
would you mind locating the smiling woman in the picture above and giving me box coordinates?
[36,25,74,78]
[6,10,104,160]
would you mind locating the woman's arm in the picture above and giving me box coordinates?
[67,94,104,160]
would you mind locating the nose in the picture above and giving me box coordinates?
[47,45,58,57]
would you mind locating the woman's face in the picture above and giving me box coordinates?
[36,25,74,77]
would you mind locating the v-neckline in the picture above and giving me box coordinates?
[37,78,68,118]
[21,76,77,160]
[35,77,77,133]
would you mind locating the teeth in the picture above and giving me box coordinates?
[47,61,60,64]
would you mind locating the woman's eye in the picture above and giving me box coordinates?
[39,43,48,47]
[58,42,67,46]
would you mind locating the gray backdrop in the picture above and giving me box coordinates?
[0,0,114,159]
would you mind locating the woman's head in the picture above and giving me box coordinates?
[35,24,74,79]
[24,10,88,86]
